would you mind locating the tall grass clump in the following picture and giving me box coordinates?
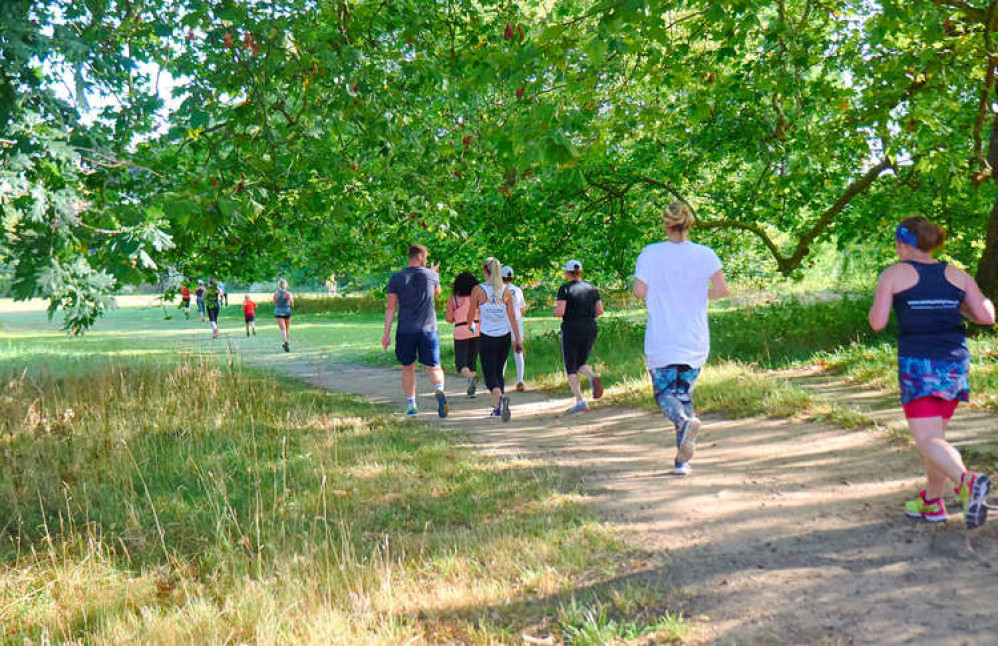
[0,356,680,643]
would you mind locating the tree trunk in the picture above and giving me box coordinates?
[976,106,998,299]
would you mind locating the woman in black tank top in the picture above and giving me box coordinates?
[869,216,995,529]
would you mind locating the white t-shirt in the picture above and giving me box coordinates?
[507,284,527,323]
[634,240,722,369]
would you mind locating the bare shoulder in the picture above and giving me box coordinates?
[944,263,973,289]
[877,262,917,292]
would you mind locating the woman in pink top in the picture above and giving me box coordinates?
[446,272,481,397]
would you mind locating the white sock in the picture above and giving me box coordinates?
[406,397,417,408]
[514,352,525,383]
[434,383,444,392]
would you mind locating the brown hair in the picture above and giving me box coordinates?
[408,243,428,260]
[899,216,945,252]
[663,201,694,233]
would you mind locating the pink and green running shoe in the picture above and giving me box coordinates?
[955,471,991,530]
[904,490,948,523]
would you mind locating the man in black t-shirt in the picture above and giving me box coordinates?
[554,259,604,413]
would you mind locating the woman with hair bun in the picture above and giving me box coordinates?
[633,201,728,476]
[869,216,996,529]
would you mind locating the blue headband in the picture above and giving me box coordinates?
[895,225,919,247]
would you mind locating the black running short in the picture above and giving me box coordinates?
[561,331,597,375]
[207,307,220,323]
[454,337,480,373]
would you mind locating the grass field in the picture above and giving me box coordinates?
[0,302,689,643]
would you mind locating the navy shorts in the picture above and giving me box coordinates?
[245,316,255,323]
[395,330,440,367]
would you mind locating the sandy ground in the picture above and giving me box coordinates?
[187,329,996,646]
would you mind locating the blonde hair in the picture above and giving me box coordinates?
[483,257,504,295]
[277,278,288,290]
[663,201,694,233]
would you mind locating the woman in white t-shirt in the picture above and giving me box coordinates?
[633,201,729,476]
[467,257,523,421]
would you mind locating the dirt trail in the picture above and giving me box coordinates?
[225,334,998,645]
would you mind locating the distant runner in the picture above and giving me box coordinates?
[382,244,448,418]
[870,216,995,529]
[555,260,604,413]
[274,279,294,352]
[180,283,191,319]
[205,278,222,339]
[502,265,528,391]
[244,294,257,337]
[467,257,522,421]
[445,271,481,397]
[196,280,206,322]
[634,202,728,477]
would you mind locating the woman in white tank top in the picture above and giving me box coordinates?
[467,257,522,421]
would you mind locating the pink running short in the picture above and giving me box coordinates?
[902,396,959,420]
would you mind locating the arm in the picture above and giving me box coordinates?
[289,292,295,307]
[430,262,442,296]
[382,293,398,350]
[553,300,567,318]
[708,270,729,300]
[868,269,895,331]
[445,295,457,323]
[959,274,996,325]
[466,287,483,326]
[633,278,648,299]
[594,300,604,318]
[505,295,523,350]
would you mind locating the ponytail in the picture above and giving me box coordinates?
[483,257,504,295]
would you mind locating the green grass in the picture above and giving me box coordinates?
[0,352,684,643]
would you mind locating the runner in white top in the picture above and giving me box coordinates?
[467,257,523,421]
[633,201,729,476]
[501,265,528,391]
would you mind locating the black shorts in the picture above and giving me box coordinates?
[245,315,255,323]
[454,337,480,373]
[182,298,190,307]
[207,307,219,323]
[275,313,291,320]
[561,331,597,375]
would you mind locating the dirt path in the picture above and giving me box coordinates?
[223,334,998,645]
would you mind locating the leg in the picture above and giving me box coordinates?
[284,318,291,344]
[908,416,967,495]
[514,322,525,385]
[567,374,584,401]
[562,333,584,402]
[401,364,417,399]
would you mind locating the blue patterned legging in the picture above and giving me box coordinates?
[650,364,701,447]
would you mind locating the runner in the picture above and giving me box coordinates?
[555,260,604,413]
[244,294,257,337]
[467,257,522,421]
[633,201,728,476]
[205,278,222,339]
[196,280,206,322]
[502,265,528,391]
[220,281,229,307]
[869,216,995,529]
[381,244,448,418]
[445,271,481,397]
[274,279,294,352]
[180,283,191,320]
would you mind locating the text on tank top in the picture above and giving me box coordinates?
[479,284,511,337]
[892,261,968,362]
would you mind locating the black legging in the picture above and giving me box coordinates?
[479,332,511,393]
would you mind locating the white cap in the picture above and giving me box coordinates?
[501,265,514,278]
[564,259,582,272]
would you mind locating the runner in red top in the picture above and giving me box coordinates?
[180,285,191,320]
[243,295,257,338]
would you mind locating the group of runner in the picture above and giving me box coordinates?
[381,203,994,530]
[178,278,296,351]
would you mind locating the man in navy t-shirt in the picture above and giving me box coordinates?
[382,244,448,418]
